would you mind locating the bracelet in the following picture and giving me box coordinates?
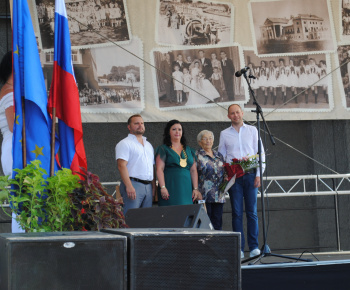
[193,187,198,190]
[160,185,166,189]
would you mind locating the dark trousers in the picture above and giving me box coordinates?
[224,78,234,100]
[228,173,258,252]
[206,202,224,230]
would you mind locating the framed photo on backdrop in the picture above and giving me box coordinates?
[340,0,350,42]
[248,0,336,57]
[243,48,332,112]
[151,44,245,111]
[155,0,234,47]
[335,44,350,110]
[41,37,144,114]
[33,0,131,51]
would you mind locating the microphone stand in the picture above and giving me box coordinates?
[240,71,312,264]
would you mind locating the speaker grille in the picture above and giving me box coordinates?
[131,235,239,289]
[0,233,126,290]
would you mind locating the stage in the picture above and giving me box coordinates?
[242,251,350,290]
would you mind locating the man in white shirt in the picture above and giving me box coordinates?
[218,104,265,259]
[116,114,155,214]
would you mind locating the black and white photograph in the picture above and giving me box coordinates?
[244,49,332,111]
[336,44,350,109]
[152,45,245,110]
[341,0,350,42]
[41,37,143,113]
[249,0,336,56]
[33,0,131,51]
[156,0,233,47]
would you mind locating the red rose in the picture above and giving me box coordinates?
[224,163,235,179]
[232,164,244,178]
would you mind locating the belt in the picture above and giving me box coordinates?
[130,177,152,185]
[245,168,257,174]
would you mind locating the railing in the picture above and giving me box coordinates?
[2,174,350,250]
[259,174,350,197]
[3,174,350,204]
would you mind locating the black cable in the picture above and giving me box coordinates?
[294,250,319,262]
[67,15,228,110]
[67,14,349,178]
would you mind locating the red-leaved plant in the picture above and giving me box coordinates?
[69,168,127,231]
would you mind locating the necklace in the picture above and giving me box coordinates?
[179,148,187,168]
[5,82,13,86]
[171,145,187,167]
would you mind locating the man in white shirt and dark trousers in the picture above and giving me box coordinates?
[116,114,155,214]
[218,104,265,259]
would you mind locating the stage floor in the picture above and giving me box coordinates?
[242,251,350,290]
[242,250,350,265]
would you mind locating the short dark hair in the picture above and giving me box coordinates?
[163,119,187,148]
[0,51,12,84]
[127,114,142,125]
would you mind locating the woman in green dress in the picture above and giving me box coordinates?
[155,120,202,206]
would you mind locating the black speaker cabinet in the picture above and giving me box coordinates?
[102,228,241,290]
[0,232,127,290]
[125,204,214,230]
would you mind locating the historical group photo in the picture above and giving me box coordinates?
[244,49,331,110]
[152,45,245,109]
[41,38,143,112]
[34,0,131,50]
[341,0,350,42]
[337,44,350,109]
[249,0,335,56]
[156,0,233,46]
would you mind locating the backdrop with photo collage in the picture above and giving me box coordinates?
[28,0,350,122]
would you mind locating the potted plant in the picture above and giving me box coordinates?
[1,160,127,232]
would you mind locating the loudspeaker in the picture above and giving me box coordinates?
[125,204,214,230]
[0,232,127,290]
[102,228,241,290]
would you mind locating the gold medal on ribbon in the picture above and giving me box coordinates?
[179,158,187,168]
[179,149,188,167]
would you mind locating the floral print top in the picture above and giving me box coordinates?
[196,148,226,203]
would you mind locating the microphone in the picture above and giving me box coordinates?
[235,66,250,77]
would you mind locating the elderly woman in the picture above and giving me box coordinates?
[156,120,202,206]
[196,130,226,230]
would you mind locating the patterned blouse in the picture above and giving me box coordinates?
[196,148,226,203]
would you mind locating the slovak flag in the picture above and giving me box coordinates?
[48,0,87,174]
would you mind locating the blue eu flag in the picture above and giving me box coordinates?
[12,0,58,178]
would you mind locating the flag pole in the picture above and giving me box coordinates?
[21,96,26,167]
[50,108,56,176]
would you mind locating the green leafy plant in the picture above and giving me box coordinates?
[6,160,80,232]
[2,161,127,232]
[70,168,127,231]
[45,168,82,231]
[0,175,10,203]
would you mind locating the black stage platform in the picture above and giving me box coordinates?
[242,251,350,290]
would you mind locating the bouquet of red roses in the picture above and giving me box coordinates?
[219,154,260,193]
